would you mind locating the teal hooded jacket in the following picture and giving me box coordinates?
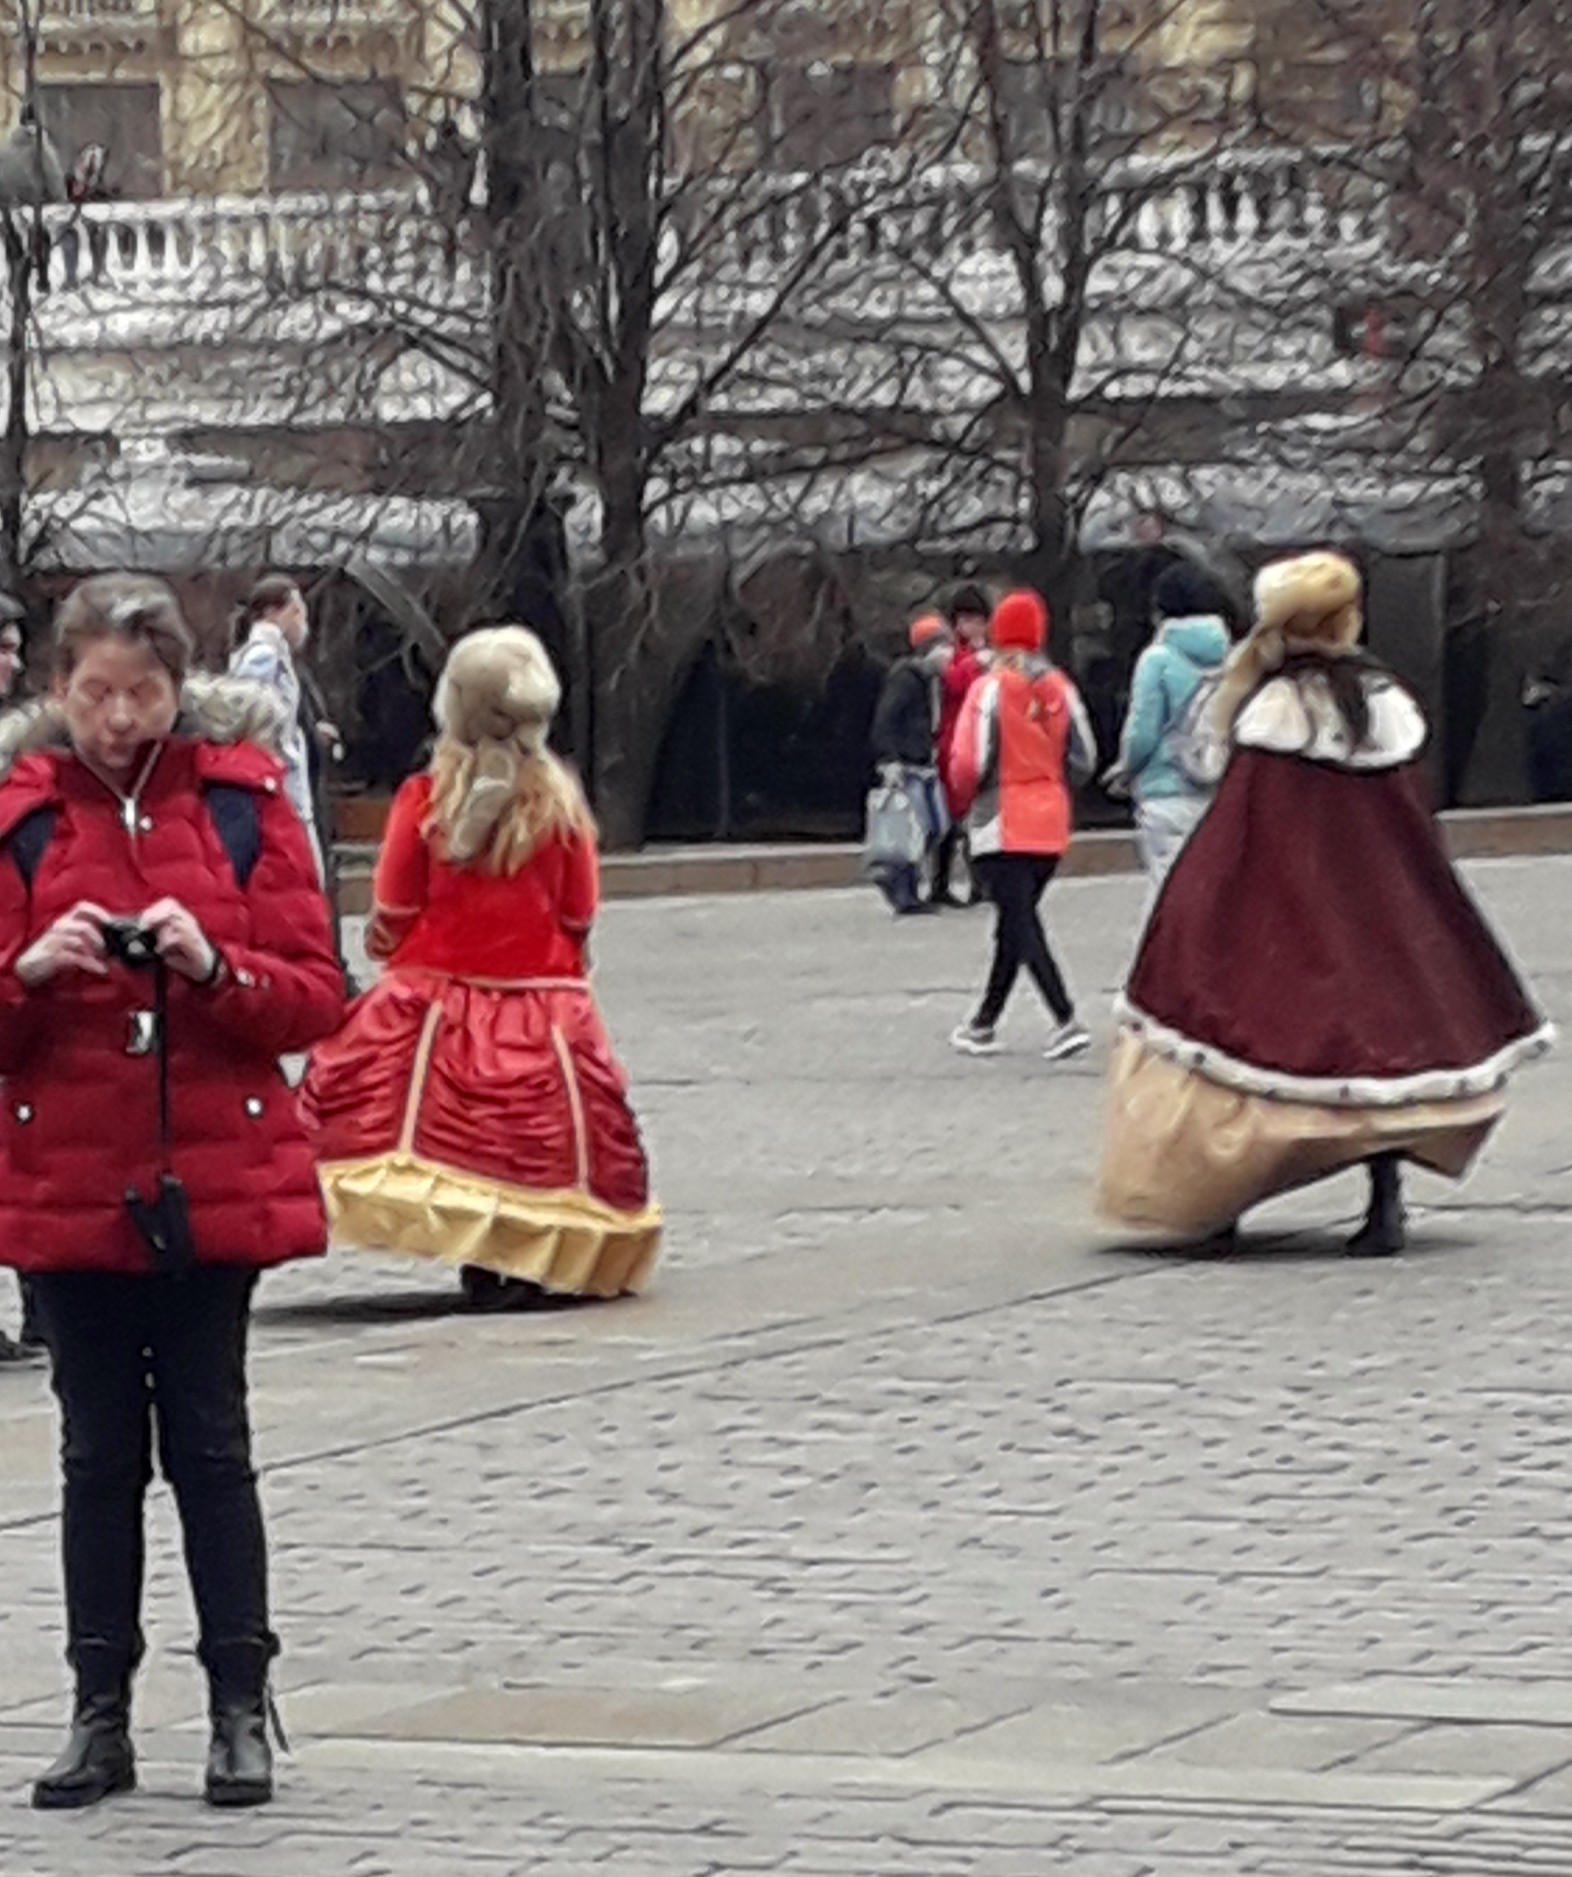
[1116,614,1232,802]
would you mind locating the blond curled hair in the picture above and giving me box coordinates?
[424,625,593,872]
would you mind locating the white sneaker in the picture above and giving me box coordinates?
[950,1021,1001,1056]
[1043,1021,1091,1062]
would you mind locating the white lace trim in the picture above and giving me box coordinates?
[1115,995,1553,1107]
[1234,672,1427,770]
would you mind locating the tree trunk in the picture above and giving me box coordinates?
[584,471,658,849]
[1451,12,1534,804]
[0,213,29,596]
[474,1,579,748]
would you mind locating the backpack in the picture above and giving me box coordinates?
[1162,671,1228,791]
[6,783,263,890]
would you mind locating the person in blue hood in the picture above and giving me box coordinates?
[1108,563,1233,894]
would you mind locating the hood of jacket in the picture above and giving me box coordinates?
[0,672,287,784]
[1158,615,1230,670]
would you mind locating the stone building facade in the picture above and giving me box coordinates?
[0,4,1562,830]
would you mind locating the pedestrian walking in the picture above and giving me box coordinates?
[303,625,662,1307]
[1099,551,1551,1254]
[0,574,343,1809]
[228,575,326,880]
[1104,562,1232,905]
[933,583,990,906]
[947,589,1097,1060]
[867,614,951,915]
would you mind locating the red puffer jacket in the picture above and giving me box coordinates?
[0,731,344,1275]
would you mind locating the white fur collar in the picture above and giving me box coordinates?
[1233,668,1427,770]
[0,673,287,781]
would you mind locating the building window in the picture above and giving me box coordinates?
[268,79,406,193]
[1256,62,1383,139]
[769,62,895,170]
[993,57,1140,157]
[35,82,163,200]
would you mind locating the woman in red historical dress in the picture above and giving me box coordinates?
[1099,550,1551,1255]
[303,626,661,1304]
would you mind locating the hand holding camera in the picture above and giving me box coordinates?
[135,899,217,983]
[14,899,216,987]
[15,900,113,986]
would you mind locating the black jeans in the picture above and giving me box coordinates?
[933,825,962,899]
[29,1268,271,1677]
[971,853,1074,1028]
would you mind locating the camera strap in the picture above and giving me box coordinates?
[154,956,171,1171]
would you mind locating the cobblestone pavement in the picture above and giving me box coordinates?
[3,861,1572,1874]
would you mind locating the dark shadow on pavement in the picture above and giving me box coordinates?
[256,1289,469,1327]
[1097,1225,1477,1265]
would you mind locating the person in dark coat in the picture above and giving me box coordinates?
[869,614,951,914]
[0,575,343,1811]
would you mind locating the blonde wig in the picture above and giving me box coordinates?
[424,625,592,871]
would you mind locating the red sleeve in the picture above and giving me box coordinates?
[943,653,975,706]
[369,776,431,959]
[196,783,345,1053]
[0,833,46,1075]
[558,827,599,935]
[947,679,990,819]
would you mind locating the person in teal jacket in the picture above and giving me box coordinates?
[1108,564,1232,895]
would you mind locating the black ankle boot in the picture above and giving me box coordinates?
[32,1647,137,1811]
[202,1638,279,1808]
[1347,1152,1407,1257]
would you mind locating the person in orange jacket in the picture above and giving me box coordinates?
[947,588,1097,1060]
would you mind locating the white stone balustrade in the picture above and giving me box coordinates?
[0,149,1442,441]
[17,147,1390,319]
[30,188,472,305]
[40,0,158,18]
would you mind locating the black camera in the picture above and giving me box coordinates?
[101,917,159,969]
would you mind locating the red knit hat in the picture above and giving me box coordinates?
[908,612,947,650]
[989,589,1048,653]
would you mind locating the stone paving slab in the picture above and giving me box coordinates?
[3,864,1572,1873]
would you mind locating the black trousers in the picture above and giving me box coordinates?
[29,1268,271,1678]
[933,825,962,898]
[971,853,1074,1028]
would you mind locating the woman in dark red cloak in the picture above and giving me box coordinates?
[1099,551,1551,1254]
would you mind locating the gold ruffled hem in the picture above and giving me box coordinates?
[319,1153,663,1298]
[1098,1031,1506,1240]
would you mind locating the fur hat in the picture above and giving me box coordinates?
[431,625,563,864]
[908,612,947,651]
[1209,551,1364,743]
[990,589,1048,654]
[1253,551,1362,649]
[434,625,561,754]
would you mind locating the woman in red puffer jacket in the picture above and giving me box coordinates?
[0,574,343,1814]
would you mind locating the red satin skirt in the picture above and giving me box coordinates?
[303,970,660,1295]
